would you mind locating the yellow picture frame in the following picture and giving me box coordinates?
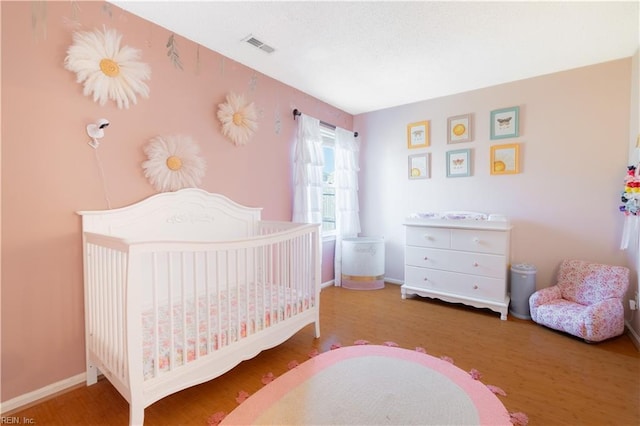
[490,143,520,175]
[407,120,430,149]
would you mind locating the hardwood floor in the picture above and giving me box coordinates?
[9,284,640,425]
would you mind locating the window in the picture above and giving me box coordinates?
[321,126,336,235]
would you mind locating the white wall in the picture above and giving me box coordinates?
[355,59,632,294]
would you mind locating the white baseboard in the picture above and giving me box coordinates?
[323,279,403,288]
[321,279,335,289]
[625,321,640,351]
[384,278,403,286]
[0,373,86,415]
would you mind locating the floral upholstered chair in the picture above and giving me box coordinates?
[529,259,629,342]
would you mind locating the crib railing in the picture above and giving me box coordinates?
[82,222,319,393]
[82,233,132,398]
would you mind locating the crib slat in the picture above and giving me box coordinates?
[243,247,249,338]
[205,251,212,354]
[272,241,275,324]
[116,251,123,378]
[111,251,118,375]
[234,249,239,342]
[252,245,258,335]
[264,241,270,329]
[193,251,199,361]
[217,251,223,351]
[180,252,187,368]
[152,252,159,379]
[168,253,175,372]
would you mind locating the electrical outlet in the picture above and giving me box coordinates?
[630,290,639,310]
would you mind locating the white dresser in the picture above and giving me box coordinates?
[402,217,511,320]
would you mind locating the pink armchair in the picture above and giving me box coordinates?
[529,259,629,342]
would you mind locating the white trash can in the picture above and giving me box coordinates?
[509,263,537,319]
[341,237,385,290]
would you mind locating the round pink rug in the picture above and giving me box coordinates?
[221,345,511,425]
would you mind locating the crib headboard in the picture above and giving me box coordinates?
[78,188,263,241]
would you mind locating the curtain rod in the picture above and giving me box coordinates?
[292,109,358,137]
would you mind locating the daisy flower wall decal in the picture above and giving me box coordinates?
[217,92,258,146]
[142,135,206,193]
[64,26,151,109]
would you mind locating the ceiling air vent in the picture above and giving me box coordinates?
[243,35,275,54]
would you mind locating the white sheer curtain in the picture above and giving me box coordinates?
[333,127,361,286]
[292,114,324,225]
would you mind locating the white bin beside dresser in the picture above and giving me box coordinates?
[341,237,385,290]
[402,216,512,320]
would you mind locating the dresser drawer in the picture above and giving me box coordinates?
[405,266,505,302]
[450,229,508,255]
[405,247,506,279]
[405,226,450,249]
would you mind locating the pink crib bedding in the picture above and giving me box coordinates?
[142,284,313,380]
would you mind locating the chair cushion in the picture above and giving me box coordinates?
[557,260,629,306]
[535,299,589,338]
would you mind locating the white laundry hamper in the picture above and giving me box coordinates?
[341,237,385,290]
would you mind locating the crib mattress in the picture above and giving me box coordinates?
[142,284,313,380]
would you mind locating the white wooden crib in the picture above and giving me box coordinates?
[78,189,321,425]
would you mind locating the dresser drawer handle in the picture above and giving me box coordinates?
[423,256,429,260]
[423,234,433,241]
[473,237,480,243]
[473,262,479,267]
[423,277,429,281]
[473,285,478,290]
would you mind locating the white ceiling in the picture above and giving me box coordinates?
[109,1,639,115]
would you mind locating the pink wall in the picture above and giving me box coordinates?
[1,1,351,401]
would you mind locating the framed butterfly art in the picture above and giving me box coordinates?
[407,120,430,149]
[490,106,519,140]
[446,148,472,177]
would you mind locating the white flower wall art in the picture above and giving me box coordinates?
[142,135,206,192]
[217,92,258,146]
[64,26,151,109]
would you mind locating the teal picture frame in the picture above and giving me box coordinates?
[446,148,472,177]
[490,106,519,140]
